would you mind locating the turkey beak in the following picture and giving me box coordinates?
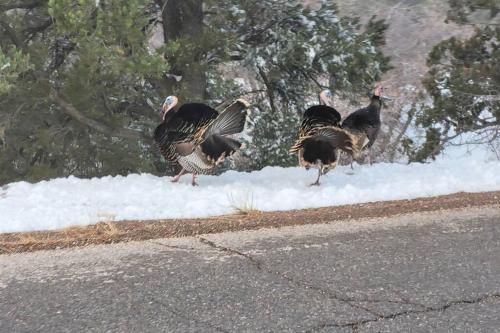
[379,87,392,101]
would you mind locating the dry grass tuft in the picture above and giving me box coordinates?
[228,192,261,216]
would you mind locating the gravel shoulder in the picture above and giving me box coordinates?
[1,191,499,254]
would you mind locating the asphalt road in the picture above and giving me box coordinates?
[1,206,500,332]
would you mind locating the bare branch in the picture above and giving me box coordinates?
[214,89,266,110]
[24,17,52,38]
[0,14,26,51]
[257,67,277,114]
[49,90,151,142]
[388,107,416,162]
[0,0,46,11]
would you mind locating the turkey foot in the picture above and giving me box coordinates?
[191,173,199,186]
[309,170,321,186]
[171,168,186,183]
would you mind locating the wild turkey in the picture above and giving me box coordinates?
[154,96,250,185]
[290,90,359,186]
[342,85,384,166]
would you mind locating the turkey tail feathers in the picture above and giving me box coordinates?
[300,105,341,135]
[201,135,242,164]
[290,126,359,155]
[195,98,249,164]
[202,99,249,138]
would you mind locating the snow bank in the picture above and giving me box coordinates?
[1,150,499,233]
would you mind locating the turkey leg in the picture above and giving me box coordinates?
[310,169,321,186]
[191,173,199,186]
[171,168,186,183]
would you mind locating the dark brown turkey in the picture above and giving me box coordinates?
[341,85,383,166]
[290,90,359,186]
[154,96,250,186]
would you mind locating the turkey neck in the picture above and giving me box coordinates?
[162,106,178,124]
[369,95,382,114]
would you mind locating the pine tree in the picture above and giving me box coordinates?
[405,1,500,161]
[0,0,169,183]
[1,0,389,183]
[0,47,31,94]
[204,0,390,168]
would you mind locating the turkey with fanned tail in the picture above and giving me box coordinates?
[154,96,250,186]
[290,90,359,186]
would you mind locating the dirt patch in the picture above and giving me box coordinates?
[1,191,499,254]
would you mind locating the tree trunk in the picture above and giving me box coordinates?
[158,0,206,100]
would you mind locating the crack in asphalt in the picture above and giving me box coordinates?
[198,237,390,318]
[198,237,263,269]
[150,240,198,252]
[306,293,500,332]
[197,237,500,332]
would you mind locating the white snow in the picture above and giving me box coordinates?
[0,63,11,71]
[299,14,317,30]
[233,77,246,87]
[439,88,452,97]
[478,107,494,121]
[255,56,266,68]
[0,150,499,233]
[306,47,317,63]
